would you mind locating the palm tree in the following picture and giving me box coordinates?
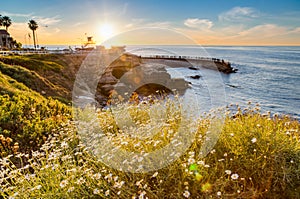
[2,16,12,31]
[28,19,38,50]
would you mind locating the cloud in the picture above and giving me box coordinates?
[146,21,172,28]
[72,22,85,27]
[219,7,259,21]
[0,11,33,17]
[31,15,61,26]
[184,18,213,29]
[289,27,300,34]
[124,19,171,29]
[238,24,287,38]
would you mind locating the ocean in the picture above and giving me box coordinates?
[125,45,300,120]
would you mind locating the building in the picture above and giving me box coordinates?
[0,29,14,49]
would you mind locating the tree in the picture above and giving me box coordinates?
[28,20,38,50]
[2,16,12,31]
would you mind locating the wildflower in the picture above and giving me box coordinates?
[76,177,85,185]
[105,190,110,196]
[61,141,68,149]
[67,187,74,193]
[138,191,146,199]
[225,170,232,175]
[138,156,144,162]
[36,185,42,190]
[251,138,257,143]
[197,160,205,165]
[93,188,100,194]
[60,180,68,188]
[231,173,239,180]
[152,171,158,178]
[217,191,222,196]
[188,158,195,164]
[183,190,190,198]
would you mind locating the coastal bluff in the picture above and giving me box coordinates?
[0,49,235,106]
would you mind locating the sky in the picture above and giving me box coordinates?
[1,0,300,46]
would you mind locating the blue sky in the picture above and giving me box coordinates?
[1,0,300,45]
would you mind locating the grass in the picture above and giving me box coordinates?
[0,71,71,155]
[0,98,299,198]
[0,55,64,72]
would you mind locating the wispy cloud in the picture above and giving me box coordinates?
[184,18,213,29]
[31,15,61,26]
[219,7,259,21]
[72,22,85,27]
[289,27,300,34]
[238,24,287,38]
[124,19,172,29]
[146,21,172,28]
[0,11,33,17]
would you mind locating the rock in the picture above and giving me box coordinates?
[188,66,199,70]
[190,75,201,79]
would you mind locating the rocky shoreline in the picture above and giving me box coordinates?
[97,53,189,102]
[96,52,236,105]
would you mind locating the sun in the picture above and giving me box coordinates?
[99,23,114,40]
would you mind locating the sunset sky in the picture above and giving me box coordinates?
[1,0,300,46]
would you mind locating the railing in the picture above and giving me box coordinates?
[0,50,76,56]
[140,54,228,63]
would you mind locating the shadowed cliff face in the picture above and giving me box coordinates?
[96,53,189,104]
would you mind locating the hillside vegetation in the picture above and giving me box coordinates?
[0,54,299,198]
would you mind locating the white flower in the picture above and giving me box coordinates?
[231,173,239,180]
[183,190,190,198]
[93,188,100,194]
[105,190,110,196]
[217,191,221,196]
[36,185,42,190]
[60,180,68,188]
[67,187,74,193]
[61,141,68,149]
[251,137,257,143]
[225,170,232,175]
[152,171,158,178]
[188,158,195,164]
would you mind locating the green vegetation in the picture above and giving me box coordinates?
[0,55,64,72]
[0,71,71,155]
[0,55,299,198]
[1,98,299,198]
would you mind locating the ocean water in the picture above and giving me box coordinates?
[126,45,300,120]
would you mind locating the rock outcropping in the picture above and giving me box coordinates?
[97,53,189,102]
